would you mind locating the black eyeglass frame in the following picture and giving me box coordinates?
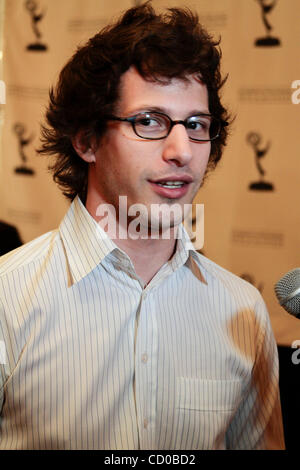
[104,111,228,142]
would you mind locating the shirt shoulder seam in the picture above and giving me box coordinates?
[0,229,59,278]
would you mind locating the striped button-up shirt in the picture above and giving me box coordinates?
[0,196,284,449]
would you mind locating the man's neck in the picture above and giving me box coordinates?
[85,193,178,286]
[113,235,177,286]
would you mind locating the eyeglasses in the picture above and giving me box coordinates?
[105,111,228,142]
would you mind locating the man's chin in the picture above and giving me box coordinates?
[144,214,183,238]
[115,198,190,239]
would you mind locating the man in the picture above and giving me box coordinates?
[0,3,284,449]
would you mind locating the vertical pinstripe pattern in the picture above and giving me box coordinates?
[0,197,285,449]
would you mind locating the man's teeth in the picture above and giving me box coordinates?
[156,181,185,188]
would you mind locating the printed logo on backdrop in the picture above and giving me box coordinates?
[198,12,228,32]
[239,86,290,104]
[25,0,48,51]
[232,229,284,248]
[240,273,264,293]
[247,132,274,191]
[254,0,281,47]
[13,123,35,176]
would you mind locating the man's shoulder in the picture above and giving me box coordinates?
[193,251,263,303]
[0,229,59,278]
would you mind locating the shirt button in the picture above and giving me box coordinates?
[141,353,148,363]
[144,418,148,429]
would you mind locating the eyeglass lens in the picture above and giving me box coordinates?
[133,112,219,141]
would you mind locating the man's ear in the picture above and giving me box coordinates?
[72,130,96,163]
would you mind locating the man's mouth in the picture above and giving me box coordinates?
[155,181,187,189]
[148,176,193,199]
[150,175,193,185]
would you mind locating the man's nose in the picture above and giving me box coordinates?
[162,123,193,166]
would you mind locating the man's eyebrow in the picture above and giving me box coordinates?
[124,105,211,116]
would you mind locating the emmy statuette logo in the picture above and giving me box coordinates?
[254,0,281,47]
[25,0,48,51]
[247,132,274,191]
[13,123,35,176]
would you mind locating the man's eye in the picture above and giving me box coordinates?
[137,116,161,127]
[187,121,202,130]
[187,118,209,131]
[139,118,155,126]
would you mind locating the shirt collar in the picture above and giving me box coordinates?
[169,223,206,276]
[59,195,204,285]
[170,223,197,269]
[59,196,120,284]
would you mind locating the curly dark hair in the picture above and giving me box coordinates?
[38,2,230,201]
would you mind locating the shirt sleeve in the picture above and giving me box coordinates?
[226,298,285,450]
[0,297,13,416]
[0,300,6,414]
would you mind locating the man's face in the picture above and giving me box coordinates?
[89,66,211,233]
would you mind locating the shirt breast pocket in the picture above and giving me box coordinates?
[177,377,242,412]
[175,377,243,449]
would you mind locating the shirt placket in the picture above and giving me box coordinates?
[134,288,158,450]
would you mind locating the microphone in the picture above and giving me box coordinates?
[274,268,300,317]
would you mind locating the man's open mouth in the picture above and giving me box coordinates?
[155,181,187,189]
